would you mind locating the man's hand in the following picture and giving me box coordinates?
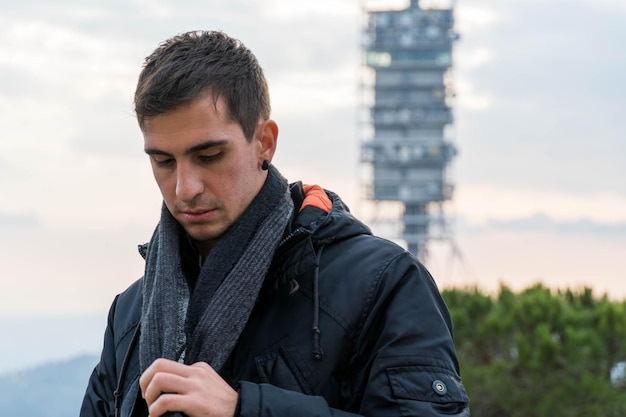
[139,358,238,417]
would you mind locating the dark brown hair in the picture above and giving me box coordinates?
[134,30,271,141]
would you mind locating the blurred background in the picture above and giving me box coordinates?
[0,0,624,415]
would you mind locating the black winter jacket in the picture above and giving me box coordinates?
[80,183,470,417]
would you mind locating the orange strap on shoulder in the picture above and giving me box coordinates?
[301,184,332,213]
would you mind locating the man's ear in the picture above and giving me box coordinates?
[257,119,279,163]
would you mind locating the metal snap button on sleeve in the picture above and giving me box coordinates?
[432,379,447,396]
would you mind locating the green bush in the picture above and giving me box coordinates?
[443,284,626,417]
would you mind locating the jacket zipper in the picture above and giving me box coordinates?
[114,323,141,417]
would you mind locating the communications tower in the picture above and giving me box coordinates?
[360,0,458,261]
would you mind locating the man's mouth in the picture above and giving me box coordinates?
[180,209,215,222]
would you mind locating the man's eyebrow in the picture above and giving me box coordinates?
[188,139,228,154]
[144,139,229,156]
[144,148,171,156]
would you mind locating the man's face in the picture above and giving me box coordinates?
[142,94,273,254]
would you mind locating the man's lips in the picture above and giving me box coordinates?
[180,209,216,222]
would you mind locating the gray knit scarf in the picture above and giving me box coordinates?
[139,166,294,380]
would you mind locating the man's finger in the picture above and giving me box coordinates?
[148,392,189,417]
[140,359,191,402]
[145,373,191,405]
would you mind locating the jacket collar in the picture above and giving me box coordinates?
[267,182,371,289]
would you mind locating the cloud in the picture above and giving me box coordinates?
[459,213,626,239]
[455,76,496,111]
[0,7,144,158]
[453,0,626,196]
[66,100,141,157]
[0,18,134,94]
[455,183,626,225]
[0,224,151,315]
[436,225,626,301]
[274,105,359,200]
[261,0,356,18]
[456,46,493,71]
[456,3,500,34]
[578,0,626,14]
[0,212,40,231]
[0,67,48,98]
[0,158,8,176]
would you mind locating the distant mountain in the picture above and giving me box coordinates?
[0,315,106,375]
[0,354,98,417]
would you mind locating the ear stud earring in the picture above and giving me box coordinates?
[261,160,270,171]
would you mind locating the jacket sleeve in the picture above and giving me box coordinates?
[80,295,120,417]
[238,251,470,417]
[238,382,359,417]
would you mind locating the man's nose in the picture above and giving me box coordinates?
[176,164,204,201]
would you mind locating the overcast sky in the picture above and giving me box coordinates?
[0,0,625,371]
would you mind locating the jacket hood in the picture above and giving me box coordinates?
[287,181,371,244]
[265,182,371,292]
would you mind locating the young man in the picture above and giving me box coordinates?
[81,30,470,417]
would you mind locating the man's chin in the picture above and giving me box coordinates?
[183,225,223,245]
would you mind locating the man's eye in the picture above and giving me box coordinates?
[199,153,221,162]
[154,158,174,168]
